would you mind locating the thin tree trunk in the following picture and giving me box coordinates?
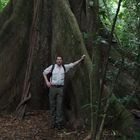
[16,0,42,119]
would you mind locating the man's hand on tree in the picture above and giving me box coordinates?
[81,54,86,61]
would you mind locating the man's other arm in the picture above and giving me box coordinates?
[43,65,52,88]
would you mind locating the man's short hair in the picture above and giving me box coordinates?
[56,56,63,60]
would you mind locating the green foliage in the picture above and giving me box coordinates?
[118,94,140,108]
[99,0,140,54]
[0,0,9,11]
[106,68,119,81]
[118,95,133,105]
[132,131,140,140]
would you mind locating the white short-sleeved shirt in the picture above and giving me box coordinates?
[43,63,74,86]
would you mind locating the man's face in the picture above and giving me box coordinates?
[56,57,63,66]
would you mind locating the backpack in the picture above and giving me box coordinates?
[47,64,66,81]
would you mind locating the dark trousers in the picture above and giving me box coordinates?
[49,87,64,125]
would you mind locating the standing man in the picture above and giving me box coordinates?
[43,55,85,130]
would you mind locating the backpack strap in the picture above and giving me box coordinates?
[48,64,55,82]
[62,64,66,73]
[51,64,55,73]
[51,64,66,74]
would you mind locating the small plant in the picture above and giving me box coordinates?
[0,0,9,11]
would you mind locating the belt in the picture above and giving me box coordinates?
[51,85,64,88]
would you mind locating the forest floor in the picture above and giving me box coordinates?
[0,110,88,140]
[0,110,139,140]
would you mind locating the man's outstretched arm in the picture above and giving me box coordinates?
[64,55,86,72]
[73,54,86,66]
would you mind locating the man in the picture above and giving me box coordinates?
[43,55,85,130]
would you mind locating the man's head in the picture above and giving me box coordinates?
[56,56,63,66]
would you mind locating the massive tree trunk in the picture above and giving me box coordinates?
[0,0,136,136]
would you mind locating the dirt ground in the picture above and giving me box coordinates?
[0,110,138,140]
[0,110,89,140]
